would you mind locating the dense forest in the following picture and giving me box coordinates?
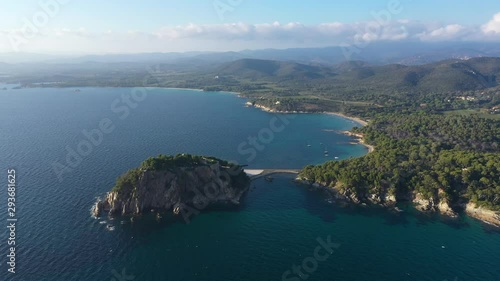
[300,114,500,211]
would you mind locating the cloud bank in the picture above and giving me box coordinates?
[2,13,500,53]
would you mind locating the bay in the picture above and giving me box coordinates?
[0,87,498,281]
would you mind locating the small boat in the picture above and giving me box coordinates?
[334,157,339,159]
[307,144,311,147]
[265,176,274,182]
[106,225,115,231]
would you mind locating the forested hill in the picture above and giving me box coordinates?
[164,57,499,115]
[300,114,500,214]
[212,57,500,92]
[215,58,335,80]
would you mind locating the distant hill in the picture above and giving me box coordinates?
[351,57,500,92]
[216,59,335,80]
[213,57,500,93]
[2,42,499,66]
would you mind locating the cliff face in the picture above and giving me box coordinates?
[299,178,499,226]
[92,157,250,217]
[412,191,457,217]
[465,203,500,227]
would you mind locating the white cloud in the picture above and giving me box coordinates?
[417,24,469,41]
[155,20,419,44]
[482,12,500,33]
[2,13,500,53]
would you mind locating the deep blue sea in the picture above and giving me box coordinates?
[0,86,499,281]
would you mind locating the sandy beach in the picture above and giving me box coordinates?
[324,112,368,127]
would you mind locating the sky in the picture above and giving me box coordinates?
[1,0,500,54]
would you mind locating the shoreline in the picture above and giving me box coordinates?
[295,179,500,228]
[324,112,368,127]
[246,103,374,153]
[16,85,367,126]
[359,139,375,153]
[246,103,369,127]
[11,85,497,227]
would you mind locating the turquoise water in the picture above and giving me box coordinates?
[0,87,498,281]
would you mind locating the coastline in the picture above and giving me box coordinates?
[11,85,497,227]
[246,102,374,153]
[359,139,375,153]
[296,179,500,228]
[324,112,368,127]
[465,203,500,227]
[247,102,369,127]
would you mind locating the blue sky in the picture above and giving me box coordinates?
[1,0,500,53]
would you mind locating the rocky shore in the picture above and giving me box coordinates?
[92,155,250,218]
[295,179,500,227]
[465,203,500,227]
[339,130,375,153]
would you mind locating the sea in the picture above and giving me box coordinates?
[0,86,498,281]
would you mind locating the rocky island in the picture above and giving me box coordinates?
[92,154,250,218]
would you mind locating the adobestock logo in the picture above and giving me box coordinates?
[237,114,295,162]
[51,65,163,182]
[213,0,244,20]
[9,0,72,52]
[282,235,340,281]
[341,0,405,60]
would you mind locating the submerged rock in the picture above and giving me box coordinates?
[92,154,250,218]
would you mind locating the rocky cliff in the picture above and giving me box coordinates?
[465,203,500,227]
[92,154,250,218]
[298,178,500,226]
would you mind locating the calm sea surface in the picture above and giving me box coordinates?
[0,86,498,281]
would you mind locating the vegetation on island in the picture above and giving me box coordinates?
[112,154,248,194]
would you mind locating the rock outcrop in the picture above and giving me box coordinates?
[92,154,250,218]
[465,203,500,227]
[412,190,458,217]
[297,179,465,218]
